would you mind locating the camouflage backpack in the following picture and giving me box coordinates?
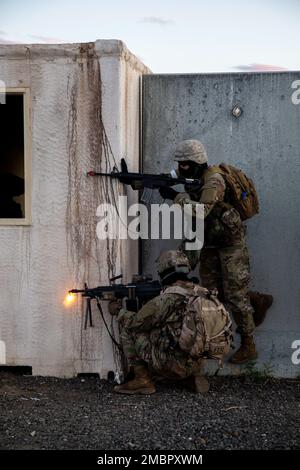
[164,284,232,365]
[206,163,259,221]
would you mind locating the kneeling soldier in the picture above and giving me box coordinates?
[110,250,232,395]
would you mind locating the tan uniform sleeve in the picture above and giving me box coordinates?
[174,173,226,218]
[124,296,163,332]
[125,293,180,332]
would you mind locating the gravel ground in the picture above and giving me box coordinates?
[0,372,299,450]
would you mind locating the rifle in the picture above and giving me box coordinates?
[87,158,202,203]
[70,274,161,335]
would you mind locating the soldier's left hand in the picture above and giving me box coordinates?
[159,186,179,200]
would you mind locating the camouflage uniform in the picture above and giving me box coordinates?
[174,167,256,336]
[117,281,203,379]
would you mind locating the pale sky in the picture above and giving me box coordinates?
[1,0,299,73]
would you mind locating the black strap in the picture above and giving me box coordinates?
[95,298,122,351]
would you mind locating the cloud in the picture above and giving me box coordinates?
[0,30,19,44]
[0,37,20,44]
[233,63,288,72]
[140,16,173,25]
[29,35,67,43]
[0,32,67,45]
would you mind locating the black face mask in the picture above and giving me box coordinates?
[178,161,195,177]
[178,162,207,179]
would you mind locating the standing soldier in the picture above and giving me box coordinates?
[110,250,232,395]
[159,139,273,364]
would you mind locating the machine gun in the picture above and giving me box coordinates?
[70,274,162,339]
[86,158,202,202]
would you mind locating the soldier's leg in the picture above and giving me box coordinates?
[219,243,255,335]
[219,244,257,363]
[117,309,145,367]
[200,247,224,301]
[192,358,210,394]
[249,291,273,327]
[166,356,210,394]
[114,329,156,394]
[119,327,145,367]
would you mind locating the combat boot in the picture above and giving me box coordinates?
[113,365,156,395]
[249,291,273,327]
[194,374,210,394]
[229,335,258,364]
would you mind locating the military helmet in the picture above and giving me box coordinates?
[174,139,208,164]
[156,250,191,280]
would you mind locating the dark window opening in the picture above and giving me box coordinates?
[0,94,25,218]
[0,365,32,375]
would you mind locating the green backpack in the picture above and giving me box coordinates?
[164,284,233,366]
[207,163,259,221]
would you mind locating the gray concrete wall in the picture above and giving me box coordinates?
[142,72,300,378]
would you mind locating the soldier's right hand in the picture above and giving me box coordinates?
[108,299,122,316]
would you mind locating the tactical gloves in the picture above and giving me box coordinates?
[159,187,179,200]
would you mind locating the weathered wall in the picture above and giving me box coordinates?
[0,40,150,377]
[142,72,300,378]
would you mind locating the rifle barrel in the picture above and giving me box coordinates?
[87,171,117,177]
[87,171,201,185]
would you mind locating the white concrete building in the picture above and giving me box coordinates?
[0,40,150,377]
